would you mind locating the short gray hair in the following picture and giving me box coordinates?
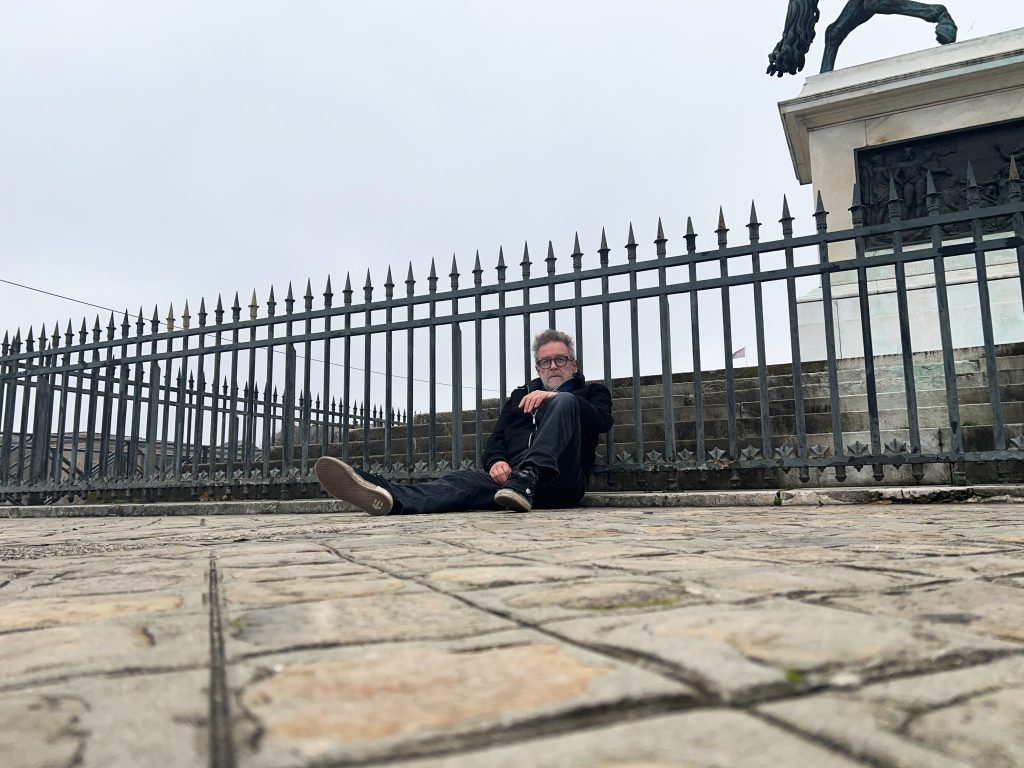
[532,329,575,359]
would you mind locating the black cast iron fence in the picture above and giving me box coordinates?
[2,162,1024,503]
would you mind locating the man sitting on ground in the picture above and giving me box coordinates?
[314,329,613,514]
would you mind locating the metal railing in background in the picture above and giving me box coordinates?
[1,161,1023,503]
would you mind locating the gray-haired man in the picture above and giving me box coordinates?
[315,329,613,514]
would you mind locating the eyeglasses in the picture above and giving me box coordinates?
[535,355,574,369]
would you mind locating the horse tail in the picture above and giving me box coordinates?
[767,0,820,76]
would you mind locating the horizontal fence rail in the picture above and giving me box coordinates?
[2,162,1024,503]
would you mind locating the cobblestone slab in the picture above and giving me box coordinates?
[392,710,869,767]
[233,630,695,766]
[0,502,1021,766]
[760,656,1024,768]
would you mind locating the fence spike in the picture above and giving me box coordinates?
[266,286,276,316]
[273,385,278,399]
[599,228,610,266]
[428,259,438,291]
[79,319,88,341]
[473,251,483,285]
[626,222,637,247]
[94,315,103,336]
[926,169,937,196]
[12,328,20,351]
[304,278,314,304]
[716,207,729,248]
[813,191,829,231]
[52,322,61,348]
[966,161,978,187]
[888,173,899,202]
[850,182,866,226]
[214,295,225,324]
[496,247,507,282]
[1010,155,1021,181]
[120,310,130,336]
[253,382,259,398]
[343,273,353,305]
[232,292,242,321]
[364,270,374,304]
[189,371,195,387]
[107,313,116,335]
[521,242,531,277]
[2,331,8,355]
[545,241,556,274]
[572,232,583,270]
[684,217,697,253]
[249,291,258,320]
[324,275,334,302]
[405,262,415,295]
[67,319,76,344]
[284,283,294,313]
[180,301,190,331]
[747,202,761,243]
[384,267,394,295]
[165,303,175,332]
[450,252,460,283]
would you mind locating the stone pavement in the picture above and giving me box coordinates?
[1,501,1023,767]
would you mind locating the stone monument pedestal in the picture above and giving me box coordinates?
[779,28,1024,360]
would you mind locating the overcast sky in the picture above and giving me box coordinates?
[0,1,1017,350]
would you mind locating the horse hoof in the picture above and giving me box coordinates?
[936,21,957,45]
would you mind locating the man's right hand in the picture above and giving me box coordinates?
[489,460,512,485]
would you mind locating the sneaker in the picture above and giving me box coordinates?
[494,467,539,513]
[314,456,393,515]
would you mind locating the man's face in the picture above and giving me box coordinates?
[535,341,578,390]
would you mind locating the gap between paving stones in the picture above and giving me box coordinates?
[3,484,1024,517]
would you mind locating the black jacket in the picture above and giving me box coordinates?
[482,373,613,480]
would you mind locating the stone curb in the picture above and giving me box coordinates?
[2,484,1023,518]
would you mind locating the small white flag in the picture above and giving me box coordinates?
[732,347,746,360]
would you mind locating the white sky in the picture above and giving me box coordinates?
[0,1,1017,364]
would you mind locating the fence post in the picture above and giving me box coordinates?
[30,373,54,484]
[281,345,296,487]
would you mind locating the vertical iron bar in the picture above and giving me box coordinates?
[716,211,738,464]
[83,319,102,480]
[655,221,675,467]
[261,290,276,477]
[686,219,706,464]
[497,249,507,408]
[599,230,614,468]
[405,266,415,471]
[428,261,438,470]
[245,292,259,476]
[1,333,21,485]
[749,206,772,460]
[572,235,585,372]
[342,277,352,463]
[812,195,845,481]
[450,256,463,468]
[473,254,484,467]
[321,279,334,463]
[207,298,225,477]
[850,185,884,479]
[159,308,175,476]
[362,272,373,471]
[782,200,808,481]
[226,295,242,481]
[546,241,557,329]
[282,346,296,481]
[193,300,209,480]
[114,314,131,480]
[626,226,644,463]
[129,313,145,481]
[521,244,532,383]
[886,178,922,476]
[97,317,116,479]
[53,325,73,485]
[966,164,1005,450]
[301,283,314,475]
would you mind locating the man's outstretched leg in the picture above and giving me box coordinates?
[315,456,394,515]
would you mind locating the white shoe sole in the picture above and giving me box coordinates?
[494,488,532,513]
[315,457,393,515]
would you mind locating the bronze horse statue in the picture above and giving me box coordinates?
[767,0,958,76]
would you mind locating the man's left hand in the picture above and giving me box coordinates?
[520,390,557,414]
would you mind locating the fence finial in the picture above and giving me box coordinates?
[284,283,294,313]
[428,259,438,292]
[79,318,88,341]
[215,295,225,323]
[450,253,460,288]
[747,202,761,243]
[231,292,242,321]
[181,302,190,330]
[67,319,77,343]
[716,207,729,248]
[496,247,507,282]
[405,262,415,295]
[521,242,531,277]
[473,251,483,286]
[572,233,583,270]
[198,298,208,326]
[1011,155,1021,181]
[324,275,334,305]
[599,228,610,267]
[545,241,556,274]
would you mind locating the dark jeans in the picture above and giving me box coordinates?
[367,393,586,515]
